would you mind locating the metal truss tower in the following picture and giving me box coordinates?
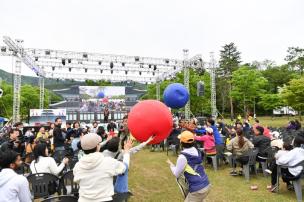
[39,76,45,109]
[209,52,217,119]
[13,56,21,123]
[183,49,190,119]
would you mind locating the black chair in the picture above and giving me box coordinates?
[60,170,79,196]
[27,173,60,199]
[113,192,133,202]
[41,195,78,202]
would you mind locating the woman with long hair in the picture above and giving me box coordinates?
[227,128,254,176]
[30,142,69,176]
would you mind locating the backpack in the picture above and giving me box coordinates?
[176,162,200,198]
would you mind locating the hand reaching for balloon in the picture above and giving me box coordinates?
[146,135,156,144]
[124,139,133,152]
[166,159,174,166]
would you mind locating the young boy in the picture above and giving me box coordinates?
[167,131,210,201]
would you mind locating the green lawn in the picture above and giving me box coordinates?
[129,149,298,202]
[128,117,302,202]
[221,116,303,128]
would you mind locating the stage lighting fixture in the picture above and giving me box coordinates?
[139,71,142,75]
[135,56,139,62]
[98,61,102,65]
[1,47,6,52]
[52,67,55,71]
[83,53,88,58]
[110,62,114,69]
[85,68,88,73]
[35,57,38,61]
[100,70,103,74]
[153,65,157,71]
[165,59,169,64]
[148,64,151,68]
[152,72,155,76]
[62,59,66,65]
[68,59,72,63]
[111,70,113,74]
[69,68,72,72]
[122,62,125,67]
[174,66,176,70]
[125,71,128,75]
[45,50,50,55]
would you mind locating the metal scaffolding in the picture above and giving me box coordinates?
[0,36,204,122]
[39,76,44,109]
[13,57,21,123]
[209,52,217,118]
[183,49,190,119]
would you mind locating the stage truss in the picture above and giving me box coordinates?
[0,36,204,123]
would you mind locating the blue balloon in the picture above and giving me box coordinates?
[97,91,105,98]
[163,83,189,109]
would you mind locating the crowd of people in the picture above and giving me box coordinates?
[0,115,149,202]
[165,116,304,201]
[0,115,303,202]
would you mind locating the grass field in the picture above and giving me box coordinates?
[128,149,297,202]
[128,117,302,202]
[222,116,303,128]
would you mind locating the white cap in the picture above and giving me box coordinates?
[206,127,213,134]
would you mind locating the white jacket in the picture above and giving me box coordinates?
[30,156,65,176]
[277,147,304,176]
[73,152,127,202]
[0,169,32,202]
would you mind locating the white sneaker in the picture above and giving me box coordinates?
[265,169,272,174]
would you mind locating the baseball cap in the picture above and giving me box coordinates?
[178,131,195,143]
[81,133,102,150]
[206,127,213,134]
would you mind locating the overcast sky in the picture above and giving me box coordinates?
[0,0,303,76]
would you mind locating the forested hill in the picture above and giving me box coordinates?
[0,69,83,89]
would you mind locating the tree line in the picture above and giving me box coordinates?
[143,43,304,119]
[0,82,63,120]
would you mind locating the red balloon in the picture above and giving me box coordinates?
[128,100,173,144]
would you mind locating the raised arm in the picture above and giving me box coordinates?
[167,154,187,178]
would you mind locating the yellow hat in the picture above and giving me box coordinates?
[178,131,195,143]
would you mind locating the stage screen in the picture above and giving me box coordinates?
[29,109,66,127]
[79,86,126,112]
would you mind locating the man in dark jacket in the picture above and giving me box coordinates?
[252,126,270,159]
[0,129,24,154]
[53,117,65,152]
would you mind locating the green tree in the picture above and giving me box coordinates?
[258,94,284,116]
[142,69,211,115]
[285,47,304,75]
[0,81,63,121]
[85,80,112,86]
[281,76,304,120]
[231,66,268,117]
[0,82,13,118]
[262,65,297,93]
[218,42,242,119]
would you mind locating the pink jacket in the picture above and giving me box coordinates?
[195,135,216,154]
